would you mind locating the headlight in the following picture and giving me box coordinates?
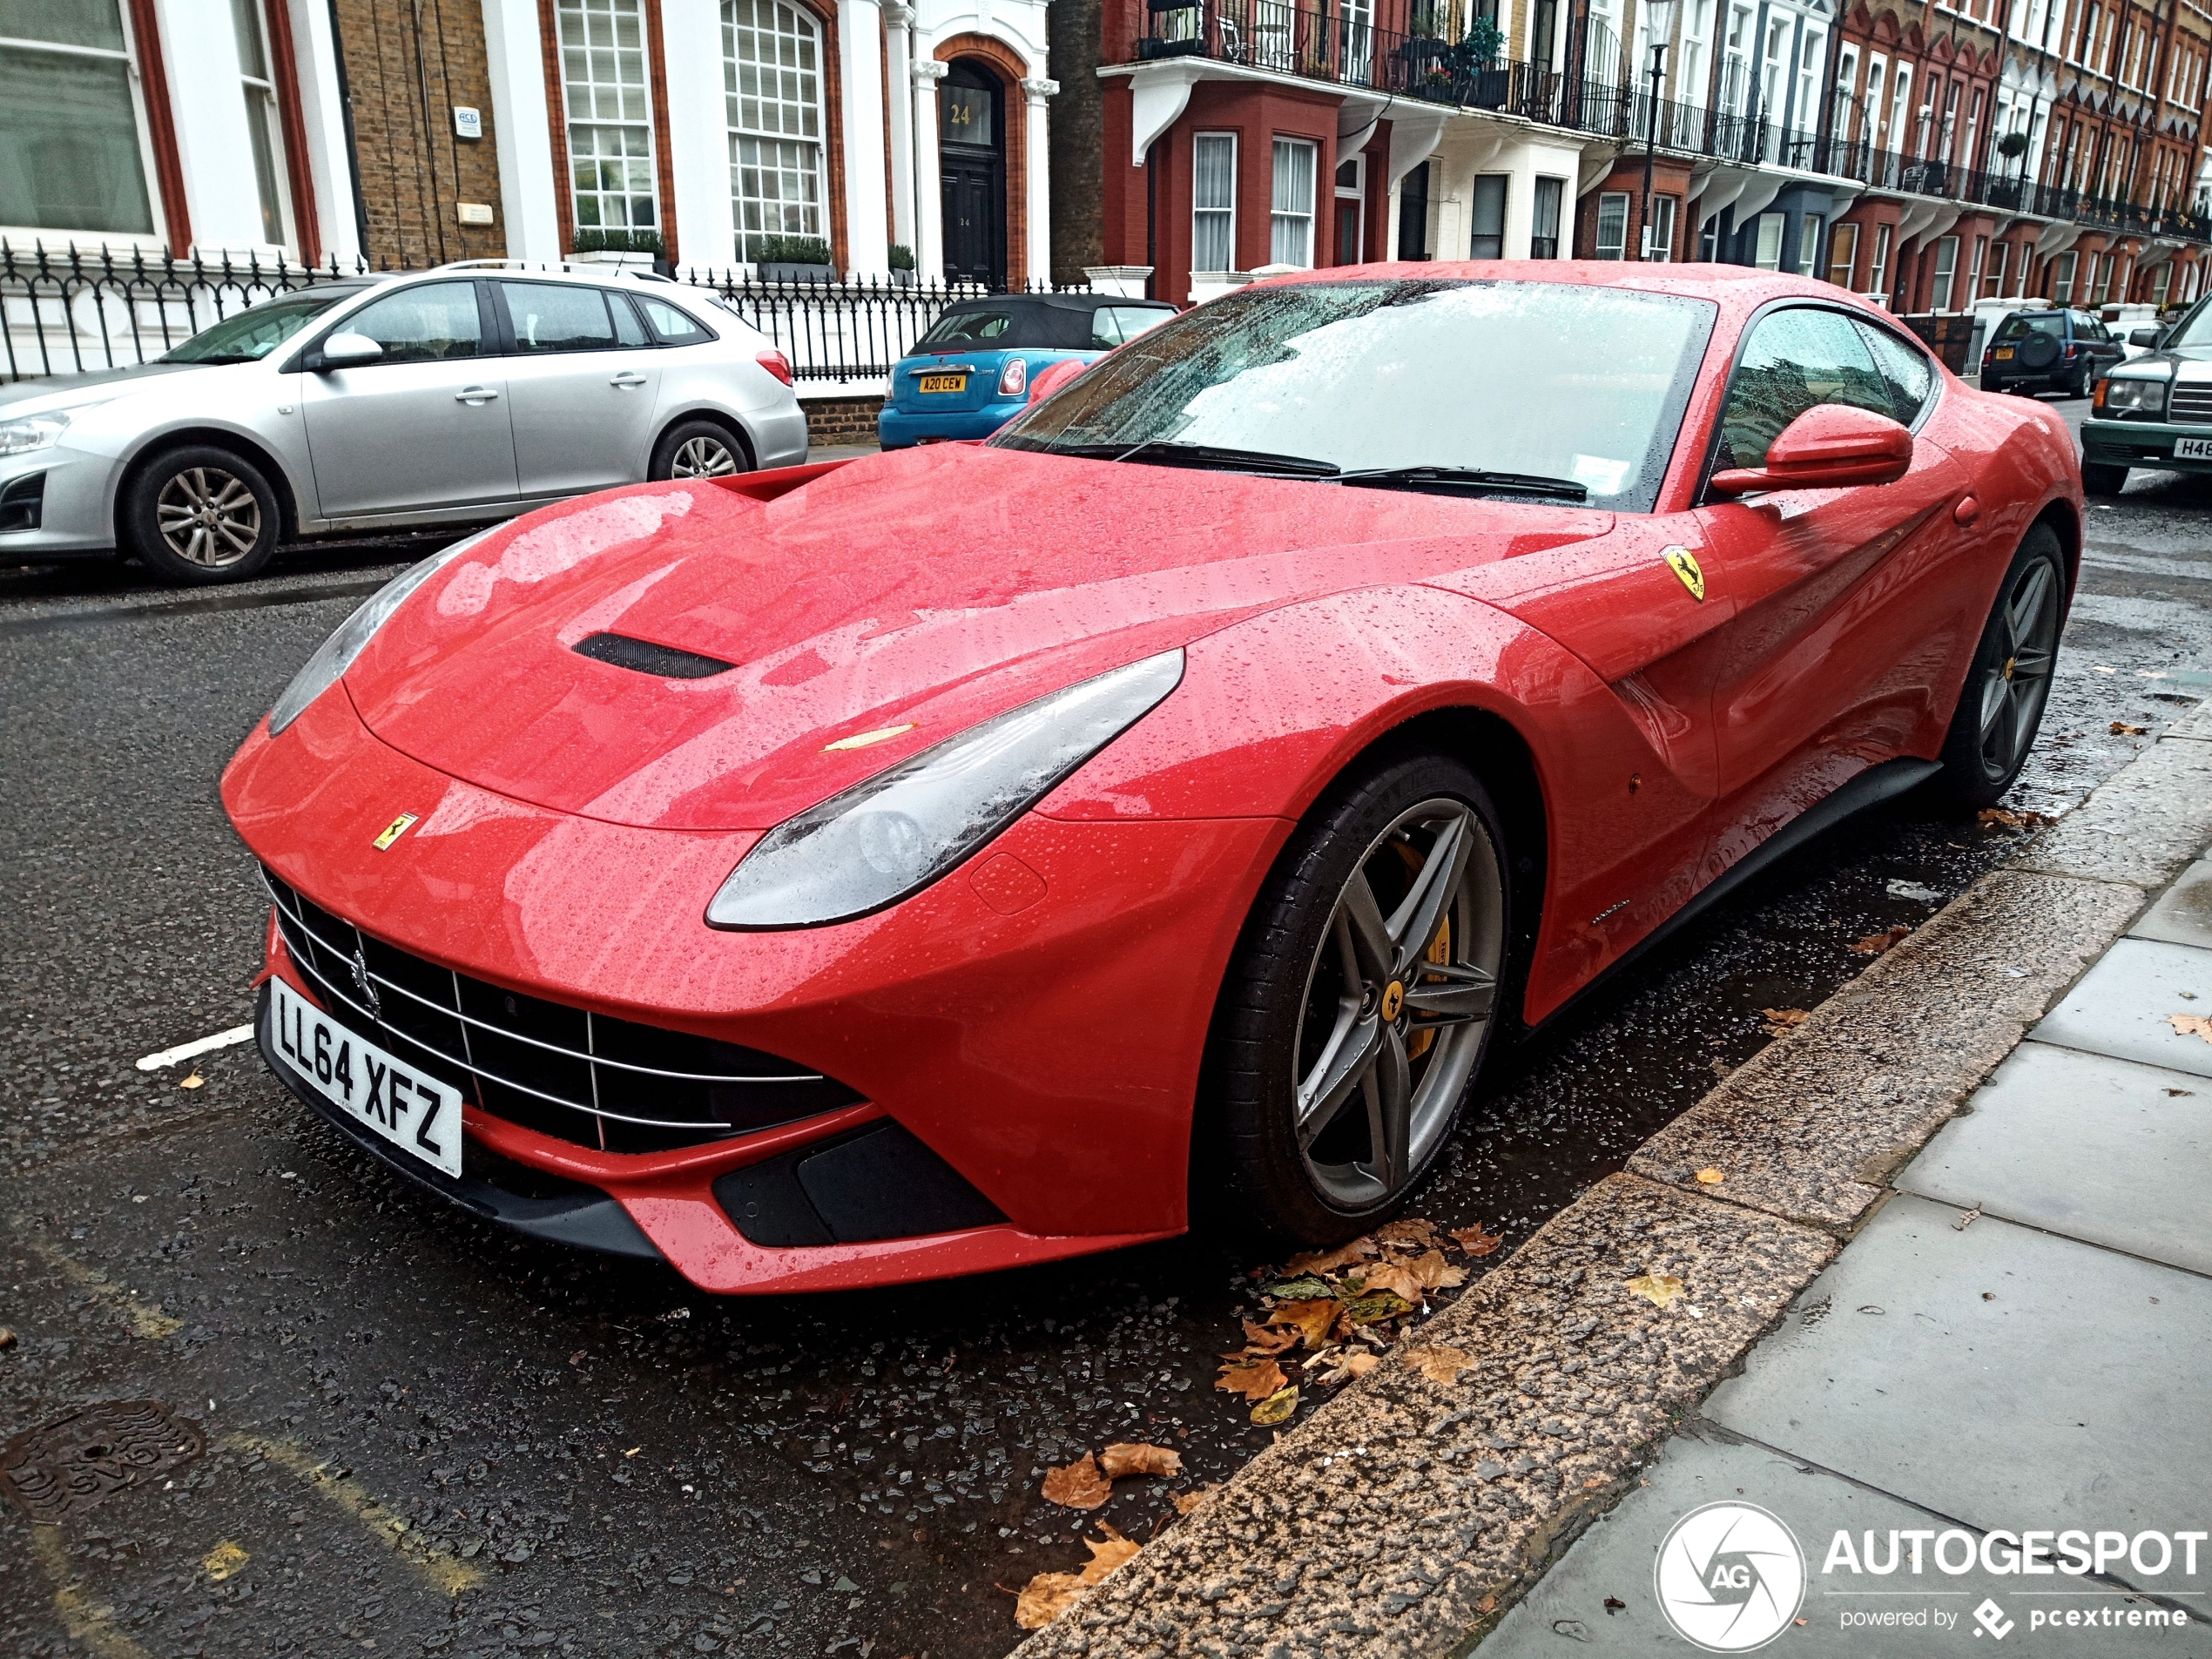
[266,521,509,735]
[2096,374,2169,417]
[707,649,1185,929]
[0,413,70,456]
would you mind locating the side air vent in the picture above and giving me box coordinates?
[712,1122,1007,1246]
[573,631,735,679]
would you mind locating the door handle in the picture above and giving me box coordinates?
[455,387,500,404]
[1953,494,1980,527]
[610,373,649,388]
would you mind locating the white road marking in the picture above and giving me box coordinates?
[135,1024,254,1071]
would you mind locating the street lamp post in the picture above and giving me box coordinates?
[1637,0,1677,260]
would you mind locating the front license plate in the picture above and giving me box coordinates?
[2175,437,2212,460]
[1993,348,2015,360]
[917,373,967,394]
[270,979,462,1176]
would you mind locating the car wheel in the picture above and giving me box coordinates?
[2081,462,2128,496]
[1207,752,1513,1244]
[650,419,749,481]
[1930,525,2066,809]
[2070,366,2094,399]
[119,445,280,585]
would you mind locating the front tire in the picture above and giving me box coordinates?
[2081,461,2128,496]
[650,419,750,481]
[1206,752,1513,1244]
[1930,524,2066,808]
[118,445,280,585]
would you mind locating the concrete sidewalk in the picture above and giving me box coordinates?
[1481,845,2212,1655]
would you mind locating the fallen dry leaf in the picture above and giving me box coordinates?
[1851,924,1912,955]
[1760,1008,1810,1033]
[1098,1442,1182,1480]
[1451,1224,1505,1258]
[1265,1298,1340,1349]
[1402,1345,1470,1386]
[1172,1486,1218,1515]
[1079,1526,1141,1582]
[2169,1014,2212,1045]
[1626,1272,1687,1310]
[1977,806,2054,829]
[1352,1260,1424,1302]
[1406,1248,1467,1290]
[1693,1167,1726,1186]
[1250,1385,1298,1426]
[1342,1291,1413,1325]
[1238,1319,1298,1355]
[1285,1237,1378,1274]
[1015,1573,1085,1629]
[1215,1356,1288,1401]
[1477,1593,1499,1615]
[1374,1217,1440,1248]
[1337,1350,1380,1379]
[1040,1453,1111,1511]
[179,1071,205,1090]
[2111,721,2149,736]
[1263,1274,1333,1299]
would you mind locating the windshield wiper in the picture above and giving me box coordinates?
[1335,466,1589,501]
[1046,439,1342,477]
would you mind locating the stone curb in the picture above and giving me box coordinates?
[1008,714,2208,1659]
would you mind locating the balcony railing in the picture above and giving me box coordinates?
[1134,0,2209,246]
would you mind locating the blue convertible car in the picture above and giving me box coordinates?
[878,292,1176,448]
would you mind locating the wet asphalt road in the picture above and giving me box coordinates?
[4,409,2209,1659]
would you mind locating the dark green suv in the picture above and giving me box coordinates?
[1980,307,2127,399]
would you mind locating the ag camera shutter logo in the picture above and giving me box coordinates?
[1654,1501,1807,1651]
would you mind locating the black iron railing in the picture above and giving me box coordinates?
[0,241,1087,385]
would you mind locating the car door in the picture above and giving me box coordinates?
[493,280,664,497]
[1691,306,1973,851]
[299,280,517,519]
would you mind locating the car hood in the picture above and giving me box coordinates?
[344,444,1612,831]
[2134,343,2212,380]
[0,360,207,415]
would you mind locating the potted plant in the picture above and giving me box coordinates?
[570,226,664,269]
[754,234,835,283]
[1997,130,2031,172]
[888,244,916,288]
[1447,18,1507,105]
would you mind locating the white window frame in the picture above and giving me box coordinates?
[723,0,829,263]
[1333,153,1364,266]
[0,0,168,249]
[1751,211,1784,269]
[231,0,295,250]
[1984,238,2007,297]
[556,0,662,238]
[1530,175,1565,259]
[1192,132,1238,273]
[1647,192,1678,260]
[1931,233,1959,309]
[1797,212,1824,275]
[1827,219,1858,288]
[2052,247,2078,303]
[1270,136,1317,269]
[1870,220,1893,300]
[1595,192,1629,260]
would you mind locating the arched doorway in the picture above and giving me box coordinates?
[940,60,1007,287]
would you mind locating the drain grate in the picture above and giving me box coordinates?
[1,1400,205,1523]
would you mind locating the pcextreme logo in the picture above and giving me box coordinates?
[1655,1502,1808,1651]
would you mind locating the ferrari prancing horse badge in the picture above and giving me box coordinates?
[1663,546,1706,603]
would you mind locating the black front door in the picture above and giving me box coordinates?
[940,61,1006,287]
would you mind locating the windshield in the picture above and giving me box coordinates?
[159,289,361,364]
[991,280,1716,510]
[2165,299,2212,349]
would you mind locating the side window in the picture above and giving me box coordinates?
[338,282,483,364]
[637,295,711,344]
[1717,308,1893,470]
[1096,306,1171,347]
[610,293,651,347]
[499,281,619,353]
[1853,320,1936,426]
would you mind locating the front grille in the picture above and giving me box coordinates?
[262,867,860,1153]
[2167,384,2212,425]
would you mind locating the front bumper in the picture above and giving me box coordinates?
[227,682,1279,1292]
[0,445,119,556]
[877,401,1027,448]
[2080,415,2212,473]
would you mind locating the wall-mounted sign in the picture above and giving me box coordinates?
[453,106,482,140]
[456,202,495,226]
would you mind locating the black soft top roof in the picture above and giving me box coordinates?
[925,292,1175,349]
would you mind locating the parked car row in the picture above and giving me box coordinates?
[2080,293,2212,494]
[0,260,806,584]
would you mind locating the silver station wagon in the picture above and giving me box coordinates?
[0,261,808,585]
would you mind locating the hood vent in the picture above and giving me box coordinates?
[572,631,735,679]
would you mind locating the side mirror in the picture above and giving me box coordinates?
[2130,327,2162,347]
[316,331,383,369]
[1027,356,1090,404]
[1709,402,1914,498]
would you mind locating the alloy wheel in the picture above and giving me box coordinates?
[1976,556,2060,782]
[671,435,738,477]
[155,466,262,568]
[1290,798,1504,1209]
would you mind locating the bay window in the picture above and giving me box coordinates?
[724,0,827,262]
[557,0,660,237]
[1193,133,1237,271]
[1271,138,1316,268]
[0,0,156,238]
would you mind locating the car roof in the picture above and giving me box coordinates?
[940,292,1174,314]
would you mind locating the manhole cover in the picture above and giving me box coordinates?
[1,1400,205,1523]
